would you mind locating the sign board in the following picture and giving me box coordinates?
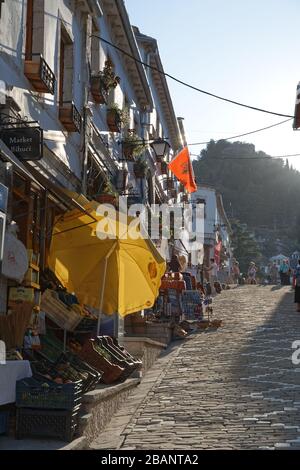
[0,126,43,161]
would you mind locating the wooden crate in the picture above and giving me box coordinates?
[24,268,40,285]
[40,290,83,331]
[27,249,40,266]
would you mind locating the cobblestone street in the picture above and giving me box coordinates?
[91,286,300,450]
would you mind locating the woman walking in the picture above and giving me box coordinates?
[247,262,257,284]
[294,260,300,312]
[232,261,240,285]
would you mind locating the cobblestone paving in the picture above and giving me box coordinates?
[91,286,300,450]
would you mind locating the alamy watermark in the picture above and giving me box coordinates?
[0,80,6,105]
[292,340,300,366]
[95,199,205,252]
[0,340,6,365]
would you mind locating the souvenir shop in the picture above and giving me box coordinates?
[0,154,147,442]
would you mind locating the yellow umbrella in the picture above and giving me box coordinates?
[48,200,166,332]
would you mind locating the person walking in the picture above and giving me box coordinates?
[247,262,257,284]
[279,259,289,286]
[208,258,218,284]
[270,262,278,284]
[232,261,240,285]
[169,254,181,273]
[293,260,300,312]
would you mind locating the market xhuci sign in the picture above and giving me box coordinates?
[0,126,43,161]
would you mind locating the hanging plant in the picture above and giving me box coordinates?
[134,156,148,178]
[91,59,120,104]
[123,132,147,160]
[94,179,118,207]
[107,104,130,132]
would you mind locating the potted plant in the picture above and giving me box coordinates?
[123,132,147,161]
[91,59,120,104]
[107,103,130,133]
[160,161,168,175]
[134,156,148,179]
[95,179,118,207]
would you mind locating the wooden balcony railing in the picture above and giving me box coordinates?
[24,55,56,95]
[59,102,82,133]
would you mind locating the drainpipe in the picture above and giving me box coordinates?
[82,13,92,196]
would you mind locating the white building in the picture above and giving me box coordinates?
[0,0,183,317]
[191,185,232,275]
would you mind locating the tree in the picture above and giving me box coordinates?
[193,140,300,257]
[230,220,262,273]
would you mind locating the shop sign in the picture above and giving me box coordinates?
[0,126,43,161]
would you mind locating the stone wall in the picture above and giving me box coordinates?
[122,337,166,375]
[70,339,167,447]
[78,379,140,444]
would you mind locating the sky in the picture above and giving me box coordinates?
[125,0,300,170]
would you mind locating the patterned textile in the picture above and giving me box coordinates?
[181,290,203,319]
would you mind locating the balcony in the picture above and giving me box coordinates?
[24,55,56,95]
[59,102,82,133]
[90,75,108,104]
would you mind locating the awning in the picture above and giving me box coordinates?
[0,139,92,216]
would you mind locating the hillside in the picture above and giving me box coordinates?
[193,140,300,257]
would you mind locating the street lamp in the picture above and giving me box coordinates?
[150,138,170,162]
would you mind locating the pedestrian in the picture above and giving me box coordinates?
[270,263,278,284]
[169,254,181,273]
[293,260,300,312]
[279,259,289,286]
[247,262,257,284]
[207,258,218,284]
[232,261,240,285]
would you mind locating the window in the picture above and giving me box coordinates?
[0,1,5,19]
[91,25,100,74]
[196,198,206,218]
[59,25,74,105]
[25,0,34,60]
[86,154,106,199]
[25,0,45,60]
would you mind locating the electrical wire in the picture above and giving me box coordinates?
[93,35,294,119]
[98,117,293,148]
[191,152,300,161]
[188,118,293,146]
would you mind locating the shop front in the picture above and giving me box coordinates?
[0,149,167,441]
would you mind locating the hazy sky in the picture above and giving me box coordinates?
[125,0,300,169]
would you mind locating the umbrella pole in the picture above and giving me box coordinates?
[97,242,118,337]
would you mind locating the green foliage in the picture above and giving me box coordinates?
[134,155,148,176]
[100,178,117,196]
[230,219,262,273]
[108,104,130,126]
[95,59,120,93]
[124,134,147,158]
[193,140,300,257]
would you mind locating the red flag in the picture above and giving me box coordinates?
[168,147,197,193]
